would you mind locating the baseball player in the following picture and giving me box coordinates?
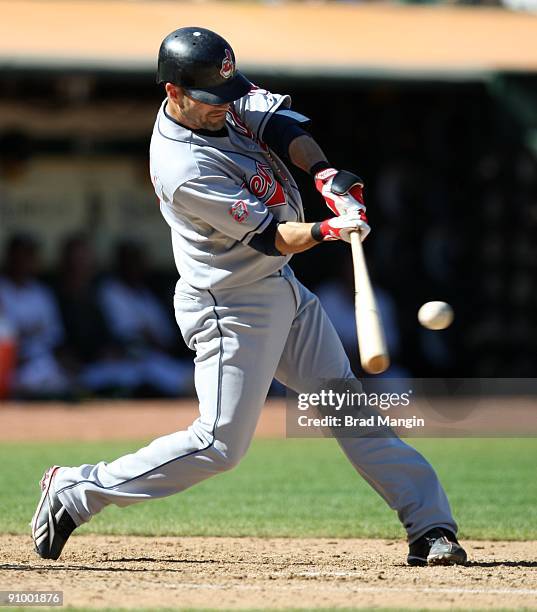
[31,27,467,567]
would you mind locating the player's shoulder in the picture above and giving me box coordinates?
[150,102,202,191]
[233,85,291,115]
[230,85,292,140]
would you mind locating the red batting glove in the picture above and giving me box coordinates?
[314,168,366,217]
[312,209,370,244]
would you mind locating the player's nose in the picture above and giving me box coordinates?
[210,103,230,115]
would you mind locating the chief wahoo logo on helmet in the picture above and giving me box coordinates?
[220,49,235,79]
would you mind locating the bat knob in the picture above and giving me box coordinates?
[363,355,390,375]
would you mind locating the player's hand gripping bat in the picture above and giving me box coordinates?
[350,231,390,374]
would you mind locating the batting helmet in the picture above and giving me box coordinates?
[157,27,252,105]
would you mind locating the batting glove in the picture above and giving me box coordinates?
[311,209,371,244]
[314,168,366,217]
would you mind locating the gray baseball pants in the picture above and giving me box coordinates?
[55,265,457,542]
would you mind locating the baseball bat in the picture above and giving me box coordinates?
[350,231,390,374]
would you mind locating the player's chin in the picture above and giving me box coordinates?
[204,114,227,130]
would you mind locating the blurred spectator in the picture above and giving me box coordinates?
[0,234,70,398]
[98,240,192,396]
[55,234,111,365]
[0,302,17,399]
[54,234,140,396]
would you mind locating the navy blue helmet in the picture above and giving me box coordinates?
[157,27,251,104]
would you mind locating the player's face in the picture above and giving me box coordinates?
[182,94,230,130]
[166,85,230,131]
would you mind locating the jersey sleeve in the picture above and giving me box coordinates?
[174,172,274,245]
[232,86,292,143]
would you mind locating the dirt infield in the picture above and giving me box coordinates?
[1,535,536,609]
[0,399,285,441]
[4,397,537,442]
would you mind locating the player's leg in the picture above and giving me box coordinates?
[48,273,297,526]
[274,275,460,548]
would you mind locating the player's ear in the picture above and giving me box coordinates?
[165,83,183,103]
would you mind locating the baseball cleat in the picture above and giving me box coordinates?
[407,528,467,566]
[31,465,76,560]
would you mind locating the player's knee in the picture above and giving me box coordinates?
[189,422,248,472]
[212,442,247,472]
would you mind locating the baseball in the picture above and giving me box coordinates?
[418,301,454,330]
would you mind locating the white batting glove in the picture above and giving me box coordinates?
[314,168,366,217]
[311,209,371,244]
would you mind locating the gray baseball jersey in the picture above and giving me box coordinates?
[150,87,303,289]
[54,87,457,545]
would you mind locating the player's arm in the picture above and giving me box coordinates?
[274,211,370,255]
[273,222,317,254]
[263,114,367,218]
[174,173,368,257]
[287,134,328,175]
[234,89,366,218]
